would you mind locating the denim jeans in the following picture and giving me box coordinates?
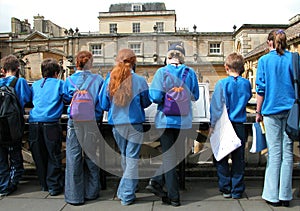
[64,119,100,204]
[214,123,246,198]
[28,122,63,193]
[151,128,186,200]
[112,124,143,205]
[262,113,293,202]
[0,142,24,192]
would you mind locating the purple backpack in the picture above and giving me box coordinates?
[163,68,190,116]
[69,75,97,121]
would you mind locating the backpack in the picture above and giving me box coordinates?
[0,77,25,145]
[162,68,190,116]
[69,75,97,122]
[286,52,300,141]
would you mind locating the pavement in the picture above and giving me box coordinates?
[0,175,299,211]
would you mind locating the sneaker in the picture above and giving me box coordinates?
[0,189,10,197]
[49,189,63,196]
[162,196,181,207]
[265,200,281,207]
[121,199,135,206]
[280,200,290,207]
[145,180,167,198]
[0,185,17,197]
[223,193,232,198]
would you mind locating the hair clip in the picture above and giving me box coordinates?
[276,29,285,34]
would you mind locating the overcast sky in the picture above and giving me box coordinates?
[0,0,299,33]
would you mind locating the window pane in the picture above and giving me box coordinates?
[156,22,164,32]
[130,43,141,54]
[109,24,117,33]
[91,44,102,56]
[132,23,140,33]
[209,43,221,54]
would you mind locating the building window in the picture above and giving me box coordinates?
[132,4,142,11]
[91,44,102,56]
[109,24,117,33]
[156,22,164,32]
[129,43,141,55]
[209,43,221,55]
[132,23,140,33]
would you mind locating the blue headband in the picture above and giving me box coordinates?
[276,29,285,34]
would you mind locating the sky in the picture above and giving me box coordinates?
[0,0,300,33]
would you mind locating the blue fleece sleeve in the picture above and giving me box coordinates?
[99,79,111,111]
[190,70,199,101]
[210,81,225,127]
[140,79,152,108]
[15,78,31,109]
[149,69,165,104]
[255,57,266,96]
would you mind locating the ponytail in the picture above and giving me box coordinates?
[275,30,287,56]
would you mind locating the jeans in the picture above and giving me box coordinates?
[151,128,186,200]
[0,142,24,192]
[214,123,246,198]
[112,124,143,205]
[28,122,63,193]
[262,113,293,202]
[64,119,100,204]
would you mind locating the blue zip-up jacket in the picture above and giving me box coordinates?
[29,78,64,122]
[210,76,252,127]
[256,50,296,115]
[99,71,151,125]
[0,76,31,110]
[63,70,104,121]
[149,64,199,129]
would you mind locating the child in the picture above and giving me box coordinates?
[63,50,104,206]
[209,52,252,199]
[99,48,151,205]
[0,55,31,196]
[146,43,199,207]
[28,58,65,196]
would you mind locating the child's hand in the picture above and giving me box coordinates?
[208,127,214,138]
[255,113,263,122]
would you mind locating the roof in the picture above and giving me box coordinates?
[245,20,300,59]
[109,2,166,12]
[285,20,300,42]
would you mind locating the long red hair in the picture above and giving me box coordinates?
[109,49,136,106]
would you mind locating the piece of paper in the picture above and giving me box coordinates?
[209,104,241,161]
[250,122,267,153]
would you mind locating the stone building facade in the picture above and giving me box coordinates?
[0,2,297,94]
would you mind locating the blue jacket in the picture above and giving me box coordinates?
[149,64,199,129]
[99,71,151,125]
[63,70,104,121]
[256,50,295,115]
[0,76,31,110]
[210,76,252,127]
[29,78,64,122]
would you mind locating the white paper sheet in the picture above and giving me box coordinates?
[209,104,241,161]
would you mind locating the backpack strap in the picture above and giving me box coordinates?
[68,77,78,90]
[292,52,299,101]
[181,68,189,83]
[163,67,189,90]
[68,74,98,91]
[9,77,18,88]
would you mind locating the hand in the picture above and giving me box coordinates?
[208,127,214,138]
[255,113,263,123]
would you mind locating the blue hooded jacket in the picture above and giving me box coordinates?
[149,64,199,129]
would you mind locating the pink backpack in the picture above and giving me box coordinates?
[68,75,97,121]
